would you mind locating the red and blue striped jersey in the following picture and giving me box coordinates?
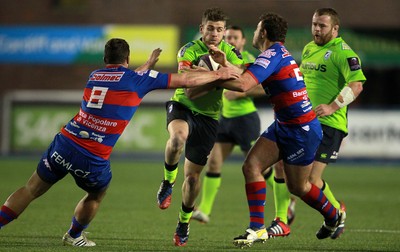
[61,65,171,160]
[246,43,316,125]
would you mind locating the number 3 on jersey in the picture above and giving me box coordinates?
[290,60,303,82]
[87,86,109,109]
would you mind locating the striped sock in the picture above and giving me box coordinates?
[68,216,88,238]
[301,183,337,224]
[0,205,18,229]
[321,180,340,209]
[246,181,266,229]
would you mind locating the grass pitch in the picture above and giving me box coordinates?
[0,157,399,251]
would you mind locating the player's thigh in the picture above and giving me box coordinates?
[167,119,189,141]
[283,162,313,196]
[86,187,108,202]
[309,160,327,184]
[166,101,190,140]
[185,114,218,166]
[26,171,53,197]
[207,142,235,173]
[243,136,280,175]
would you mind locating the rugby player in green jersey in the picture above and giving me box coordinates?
[155,8,244,246]
[191,25,266,224]
[300,7,366,239]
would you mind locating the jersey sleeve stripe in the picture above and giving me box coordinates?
[267,64,300,81]
[245,70,260,84]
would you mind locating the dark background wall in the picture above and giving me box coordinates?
[0,0,399,106]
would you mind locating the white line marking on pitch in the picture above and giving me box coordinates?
[349,229,400,234]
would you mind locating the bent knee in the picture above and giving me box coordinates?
[286,183,309,197]
[242,160,262,179]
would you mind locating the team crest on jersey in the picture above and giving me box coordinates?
[90,72,124,82]
[347,57,361,71]
[178,42,195,58]
[324,50,332,60]
[342,43,352,50]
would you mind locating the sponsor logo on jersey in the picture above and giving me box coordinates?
[254,58,270,69]
[292,89,308,98]
[90,72,124,82]
[330,151,339,159]
[136,70,148,76]
[347,57,361,71]
[260,49,276,58]
[301,62,326,72]
[281,47,291,58]
[149,70,159,78]
[324,50,332,60]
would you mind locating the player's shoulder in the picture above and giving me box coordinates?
[241,50,256,64]
[220,41,243,63]
[303,40,316,49]
[219,40,236,52]
[331,37,353,51]
[178,40,204,58]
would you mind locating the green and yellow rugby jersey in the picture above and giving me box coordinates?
[222,50,257,118]
[172,39,243,120]
[300,37,366,133]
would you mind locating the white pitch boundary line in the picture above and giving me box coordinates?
[349,229,400,234]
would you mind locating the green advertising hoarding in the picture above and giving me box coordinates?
[11,105,168,154]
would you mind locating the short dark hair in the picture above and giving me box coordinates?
[104,38,130,64]
[259,13,288,43]
[226,25,245,38]
[201,7,228,24]
[314,8,340,26]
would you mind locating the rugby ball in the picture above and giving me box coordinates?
[197,54,220,71]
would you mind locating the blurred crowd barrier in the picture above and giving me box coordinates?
[2,90,400,160]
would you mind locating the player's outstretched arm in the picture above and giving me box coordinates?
[135,48,162,72]
[224,85,266,100]
[168,66,239,89]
